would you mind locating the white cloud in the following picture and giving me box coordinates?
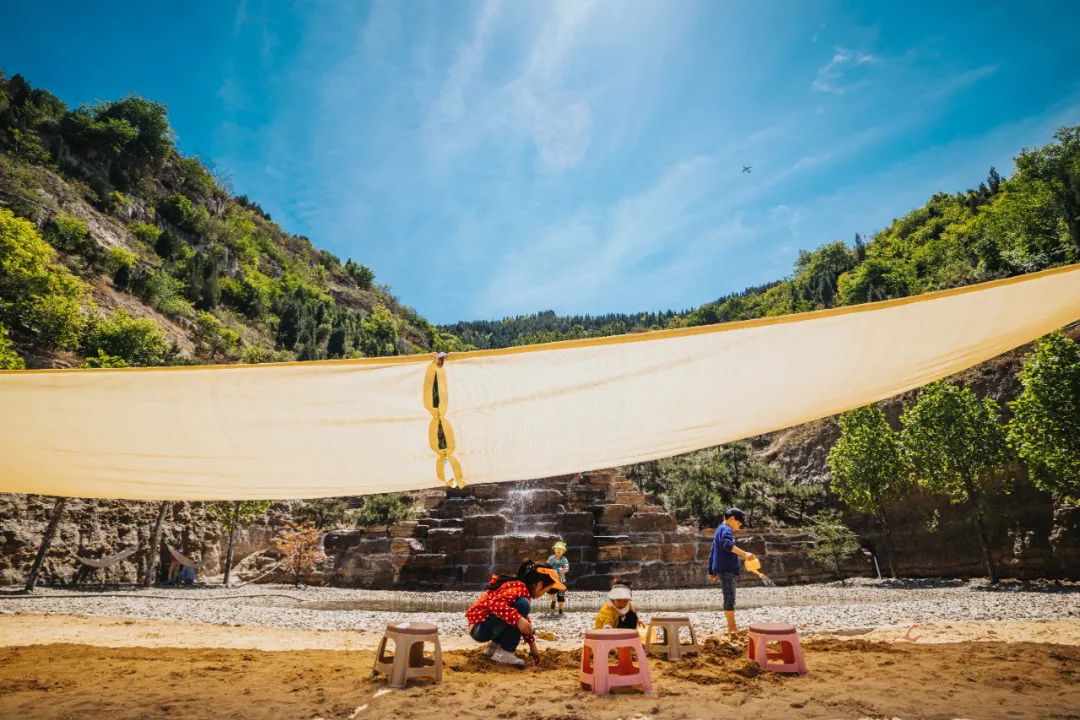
[919,64,999,102]
[811,23,826,43]
[434,0,503,122]
[811,46,876,94]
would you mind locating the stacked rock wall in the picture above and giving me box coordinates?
[321,470,873,590]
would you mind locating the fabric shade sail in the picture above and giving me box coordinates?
[2,264,1080,501]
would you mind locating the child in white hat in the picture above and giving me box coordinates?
[594,578,645,630]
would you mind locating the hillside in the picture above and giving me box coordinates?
[0,71,471,370]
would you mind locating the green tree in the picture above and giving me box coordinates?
[193,311,239,360]
[294,498,353,530]
[358,305,399,357]
[1007,332,1080,506]
[144,269,193,319]
[0,208,92,349]
[353,493,412,529]
[208,500,274,585]
[86,310,170,366]
[0,323,25,370]
[344,259,376,289]
[901,381,1010,582]
[837,259,918,306]
[827,405,911,576]
[128,221,162,247]
[1015,126,1080,254]
[794,241,858,308]
[806,509,861,577]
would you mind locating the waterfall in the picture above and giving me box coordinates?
[504,487,542,535]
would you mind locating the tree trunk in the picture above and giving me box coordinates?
[223,501,239,586]
[972,512,998,583]
[25,497,67,592]
[880,510,898,579]
[144,501,169,588]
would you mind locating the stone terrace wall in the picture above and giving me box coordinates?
[320,470,873,590]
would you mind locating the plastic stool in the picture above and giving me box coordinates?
[645,615,700,660]
[580,628,653,694]
[747,622,808,675]
[372,622,443,688]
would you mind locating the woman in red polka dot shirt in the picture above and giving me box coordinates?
[465,559,565,668]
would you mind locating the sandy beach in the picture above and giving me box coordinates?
[1,580,1078,719]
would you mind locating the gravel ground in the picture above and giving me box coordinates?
[1,578,1076,640]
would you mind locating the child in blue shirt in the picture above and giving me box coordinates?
[547,541,569,615]
[707,507,757,637]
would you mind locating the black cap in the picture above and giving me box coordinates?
[725,507,746,524]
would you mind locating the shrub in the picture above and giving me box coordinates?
[128,220,161,247]
[144,269,193,318]
[44,214,94,256]
[159,193,194,227]
[293,498,352,529]
[80,349,128,368]
[153,229,183,258]
[159,193,209,234]
[344,259,375,289]
[353,493,412,529]
[86,309,170,366]
[177,156,216,198]
[0,208,92,349]
[102,245,137,278]
[239,345,292,364]
[222,269,273,319]
[274,524,326,586]
[193,310,239,360]
[806,509,861,576]
[0,324,25,370]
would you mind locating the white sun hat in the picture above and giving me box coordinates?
[609,585,632,601]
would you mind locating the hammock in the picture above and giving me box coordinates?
[167,546,205,570]
[2,264,1080,500]
[74,546,139,568]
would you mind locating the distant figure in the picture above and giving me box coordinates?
[742,165,753,174]
[167,544,183,584]
[177,564,196,586]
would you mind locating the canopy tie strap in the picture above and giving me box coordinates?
[424,352,465,488]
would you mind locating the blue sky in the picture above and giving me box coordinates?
[4,1,1080,323]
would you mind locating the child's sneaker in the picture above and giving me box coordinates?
[483,641,498,658]
[490,648,525,668]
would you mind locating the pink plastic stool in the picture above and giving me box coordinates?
[580,628,653,695]
[747,622,808,675]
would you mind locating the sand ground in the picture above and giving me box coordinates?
[1,614,1078,720]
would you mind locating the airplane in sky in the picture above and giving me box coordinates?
[742,165,752,174]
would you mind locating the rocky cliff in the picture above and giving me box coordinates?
[0,494,291,586]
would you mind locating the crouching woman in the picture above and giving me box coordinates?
[465,559,565,667]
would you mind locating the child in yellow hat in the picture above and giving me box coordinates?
[547,541,569,615]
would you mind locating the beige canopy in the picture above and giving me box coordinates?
[2,264,1080,501]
